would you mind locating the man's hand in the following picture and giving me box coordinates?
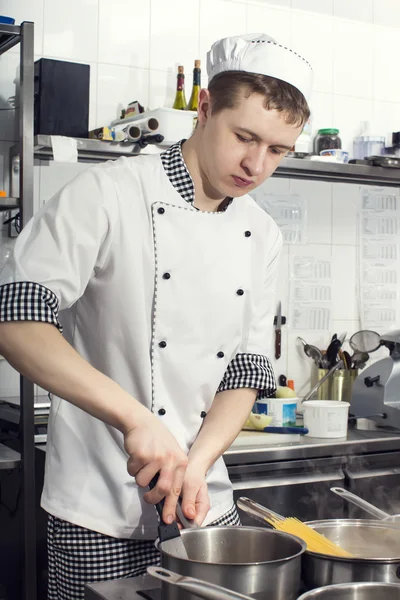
[123,413,188,523]
[178,463,210,526]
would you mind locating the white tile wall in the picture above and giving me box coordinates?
[98,0,151,69]
[43,0,99,63]
[1,0,400,398]
[333,0,373,23]
[246,2,292,46]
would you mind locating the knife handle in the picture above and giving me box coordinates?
[149,473,166,523]
[275,328,281,360]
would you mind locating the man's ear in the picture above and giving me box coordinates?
[197,88,212,126]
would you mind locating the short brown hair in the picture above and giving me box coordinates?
[208,71,310,127]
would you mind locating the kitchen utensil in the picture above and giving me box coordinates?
[157,526,305,600]
[349,330,381,353]
[298,337,323,366]
[338,332,347,345]
[275,301,283,360]
[302,360,344,402]
[326,339,342,369]
[350,351,369,369]
[148,567,252,600]
[278,374,287,386]
[330,488,400,523]
[342,351,352,370]
[263,426,308,434]
[298,582,400,600]
[149,475,190,559]
[236,497,351,557]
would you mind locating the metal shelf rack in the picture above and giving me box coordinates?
[0,20,36,600]
[24,135,400,187]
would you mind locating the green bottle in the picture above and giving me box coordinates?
[173,65,187,110]
[186,60,201,111]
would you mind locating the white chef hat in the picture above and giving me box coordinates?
[207,33,313,104]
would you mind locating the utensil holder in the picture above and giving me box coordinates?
[315,369,358,402]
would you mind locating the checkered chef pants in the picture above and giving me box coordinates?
[47,505,241,600]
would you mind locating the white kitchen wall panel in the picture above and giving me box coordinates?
[373,26,400,104]
[98,0,151,69]
[331,245,358,321]
[291,0,333,16]
[289,179,332,245]
[373,0,400,28]
[309,91,334,139]
[333,0,373,23]
[96,63,149,130]
[291,11,334,94]
[332,20,373,99]
[199,0,247,62]
[372,100,400,147]
[256,0,291,8]
[150,0,200,72]
[246,2,292,46]
[332,95,373,155]
[331,183,361,246]
[148,69,178,111]
[43,0,99,63]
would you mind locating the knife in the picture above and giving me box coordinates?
[274,301,282,360]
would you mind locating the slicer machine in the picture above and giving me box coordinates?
[351,330,400,428]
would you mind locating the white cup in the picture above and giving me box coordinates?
[303,400,350,438]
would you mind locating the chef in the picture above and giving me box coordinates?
[0,33,312,600]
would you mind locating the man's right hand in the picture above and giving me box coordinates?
[123,413,188,524]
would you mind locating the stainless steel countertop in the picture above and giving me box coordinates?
[36,424,400,465]
[224,425,400,465]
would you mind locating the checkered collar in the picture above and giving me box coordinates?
[160,140,232,211]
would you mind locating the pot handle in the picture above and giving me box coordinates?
[147,567,252,600]
[236,497,284,525]
[330,487,390,520]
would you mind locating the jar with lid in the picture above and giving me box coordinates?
[314,128,341,155]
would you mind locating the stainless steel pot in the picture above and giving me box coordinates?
[237,497,400,589]
[303,519,400,589]
[297,582,400,599]
[157,526,306,600]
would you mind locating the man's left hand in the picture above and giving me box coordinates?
[180,465,210,526]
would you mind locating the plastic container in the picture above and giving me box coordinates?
[303,400,350,438]
[320,149,349,163]
[110,108,197,146]
[314,128,341,155]
[255,398,297,427]
[353,135,385,159]
[0,16,15,24]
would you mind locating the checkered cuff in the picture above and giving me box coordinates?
[0,282,62,332]
[217,353,276,399]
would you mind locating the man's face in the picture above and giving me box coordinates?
[197,88,303,198]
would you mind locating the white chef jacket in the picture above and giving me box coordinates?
[0,143,282,539]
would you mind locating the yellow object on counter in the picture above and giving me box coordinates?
[276,385,297,398]
[243,413,273,430]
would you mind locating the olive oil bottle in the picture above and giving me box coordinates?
[173,65,187,110]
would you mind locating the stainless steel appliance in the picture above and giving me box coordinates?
[351,330,400,429]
